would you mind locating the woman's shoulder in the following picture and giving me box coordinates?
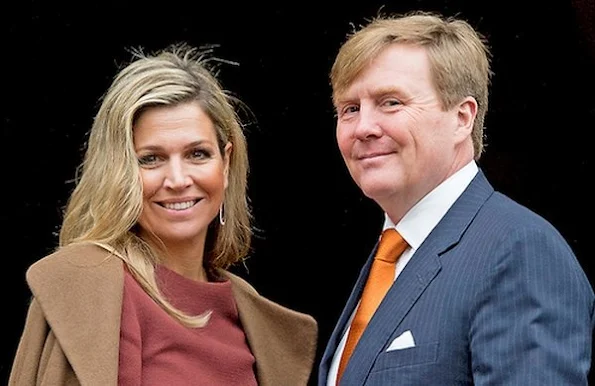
[29,242,117,268]
[221,269,317,325]
[27,242,123,290]
[219,269,318,384]
[220,270,259,295]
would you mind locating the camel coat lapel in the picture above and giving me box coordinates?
[224,270,318,386]
[11,243,317,386]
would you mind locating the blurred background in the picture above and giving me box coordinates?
[3,1,594,384]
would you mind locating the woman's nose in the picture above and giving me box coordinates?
[164,161,192,189]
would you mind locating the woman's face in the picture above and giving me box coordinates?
[133,101,231,249]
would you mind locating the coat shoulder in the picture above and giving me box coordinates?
[222,270,318,385]
[224,270,317,325]
[26,242,122,293]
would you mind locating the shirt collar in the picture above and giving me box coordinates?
[383,160,478,250]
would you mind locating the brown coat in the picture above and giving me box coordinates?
[9,243,317,386]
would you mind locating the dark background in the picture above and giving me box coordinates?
[3,1,594,384]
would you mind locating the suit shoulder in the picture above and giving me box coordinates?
[479,192,589,276]
[484,192,561,233]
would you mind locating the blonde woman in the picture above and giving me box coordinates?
[10,43,317,386]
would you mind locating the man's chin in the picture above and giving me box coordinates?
[360,183,395,202]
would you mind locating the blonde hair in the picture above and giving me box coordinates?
[331,11,492,159]
[59,43,252,327]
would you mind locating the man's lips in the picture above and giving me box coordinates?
[356,151,394,160]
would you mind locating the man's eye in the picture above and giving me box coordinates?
[383,99,401,107]
[341,105,360,116]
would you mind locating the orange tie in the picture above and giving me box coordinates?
[336,228,408,384]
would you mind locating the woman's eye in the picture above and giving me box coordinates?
[190,148,212,160]
[138,154,159,166]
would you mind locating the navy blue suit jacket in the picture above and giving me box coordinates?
[319,170,594,385]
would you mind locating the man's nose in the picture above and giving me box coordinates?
[353,106,382,140]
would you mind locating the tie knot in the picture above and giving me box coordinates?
[375,229,408,263]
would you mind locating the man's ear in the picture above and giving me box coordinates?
[454,96,477,143]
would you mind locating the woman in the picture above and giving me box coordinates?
[9,43,317,386]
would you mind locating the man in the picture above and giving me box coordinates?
[319,11,594,385]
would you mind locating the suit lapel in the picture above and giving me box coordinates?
[319,245,376,381]
[336,170,494,384]
[26,243,123,385]
[342,248,441,384]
